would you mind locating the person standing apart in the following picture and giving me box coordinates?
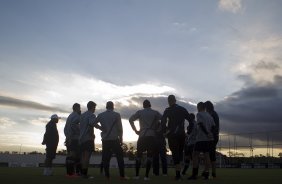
[205,101,220,178]
[42,114,60,176]
[93,101,128,180]
[129,99,162,181]
[79,101,97,179]
[161,95,191,181]
[64,103,81,177]
[188,102,215,180]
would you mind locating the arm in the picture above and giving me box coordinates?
[129,111,140,135]
[161,109,169,135]
[154,111,162,132]
[117,114,123,144]
[184,108,194,134]
[92,115,103,131]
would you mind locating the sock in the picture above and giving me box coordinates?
[66,157,75,175]
[75,163,81,175]
[182,160,189,175]
[145,158,152,177]
[203,171,209,179]
[176,171,181,178]
[135,159,141,176]
[81,168,88,176]
[192,168,198,177]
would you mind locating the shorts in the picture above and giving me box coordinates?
[80,140,95,152]
[46,146,57,159]
[137,136,156,158]
[67,139,80,153]
[167,134,185,165]
[184,144,195,157]
[194,141,213,153]
[209,139,218,162]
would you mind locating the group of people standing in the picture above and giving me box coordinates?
[42,94,219,181]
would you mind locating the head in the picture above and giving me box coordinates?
[106,101,114,110]
[197,102,205,112]
[168,95,176,107]
[72,103,81,114]
[50,114,60,123]
[204,101,214,112]
[87,101,97,113]
[143,99,151,108]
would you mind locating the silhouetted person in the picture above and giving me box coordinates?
[152,123,168,176]
[182,113,197,175]
[42,114,60,176]
[129,99,162,181]
[205,101,219,178]
[79,101,97,179]
[93,101,128,180]
[161,95,191,180]
[64,103,81,177]
[188,102,215,180]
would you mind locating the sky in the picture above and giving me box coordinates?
[0,0,282,155]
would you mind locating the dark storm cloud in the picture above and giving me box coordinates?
[215,75,282,144]
[252,60,280,71]
[112,76,282,146]
[0,95,68,113]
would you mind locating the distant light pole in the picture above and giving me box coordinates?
[19,144,22,154]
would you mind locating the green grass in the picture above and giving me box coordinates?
[1,167,282,184]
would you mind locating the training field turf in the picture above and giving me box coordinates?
[1,168,281,184]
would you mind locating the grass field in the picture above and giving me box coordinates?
[1,167,282,184]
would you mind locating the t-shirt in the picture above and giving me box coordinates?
[64,112,80,140]
[161,104,190,137]
[129,108,162,137]
[79,111,96,144]
[94,110,123,141]
[186,120,197,146]
[196,111,215,142]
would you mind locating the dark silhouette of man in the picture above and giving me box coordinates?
[42,114,60,176]
[129,99,162,181]
[79,101,96,179]
[64,103,81,177]
[93,101,128,180]
[161,95,191,180]
[205,101,219,178]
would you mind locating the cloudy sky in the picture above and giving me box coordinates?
[0,0,282,154]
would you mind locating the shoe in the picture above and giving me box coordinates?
[120,176,130,180]
[82,175,94,179]
[43,168,47,176]
[132,176,140,180]
[187,175,197,180]
[144,177,150,181]
[162,174,168,177]
[66,174,80,178]
[46,168,53,176]
[175,176,182,181]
